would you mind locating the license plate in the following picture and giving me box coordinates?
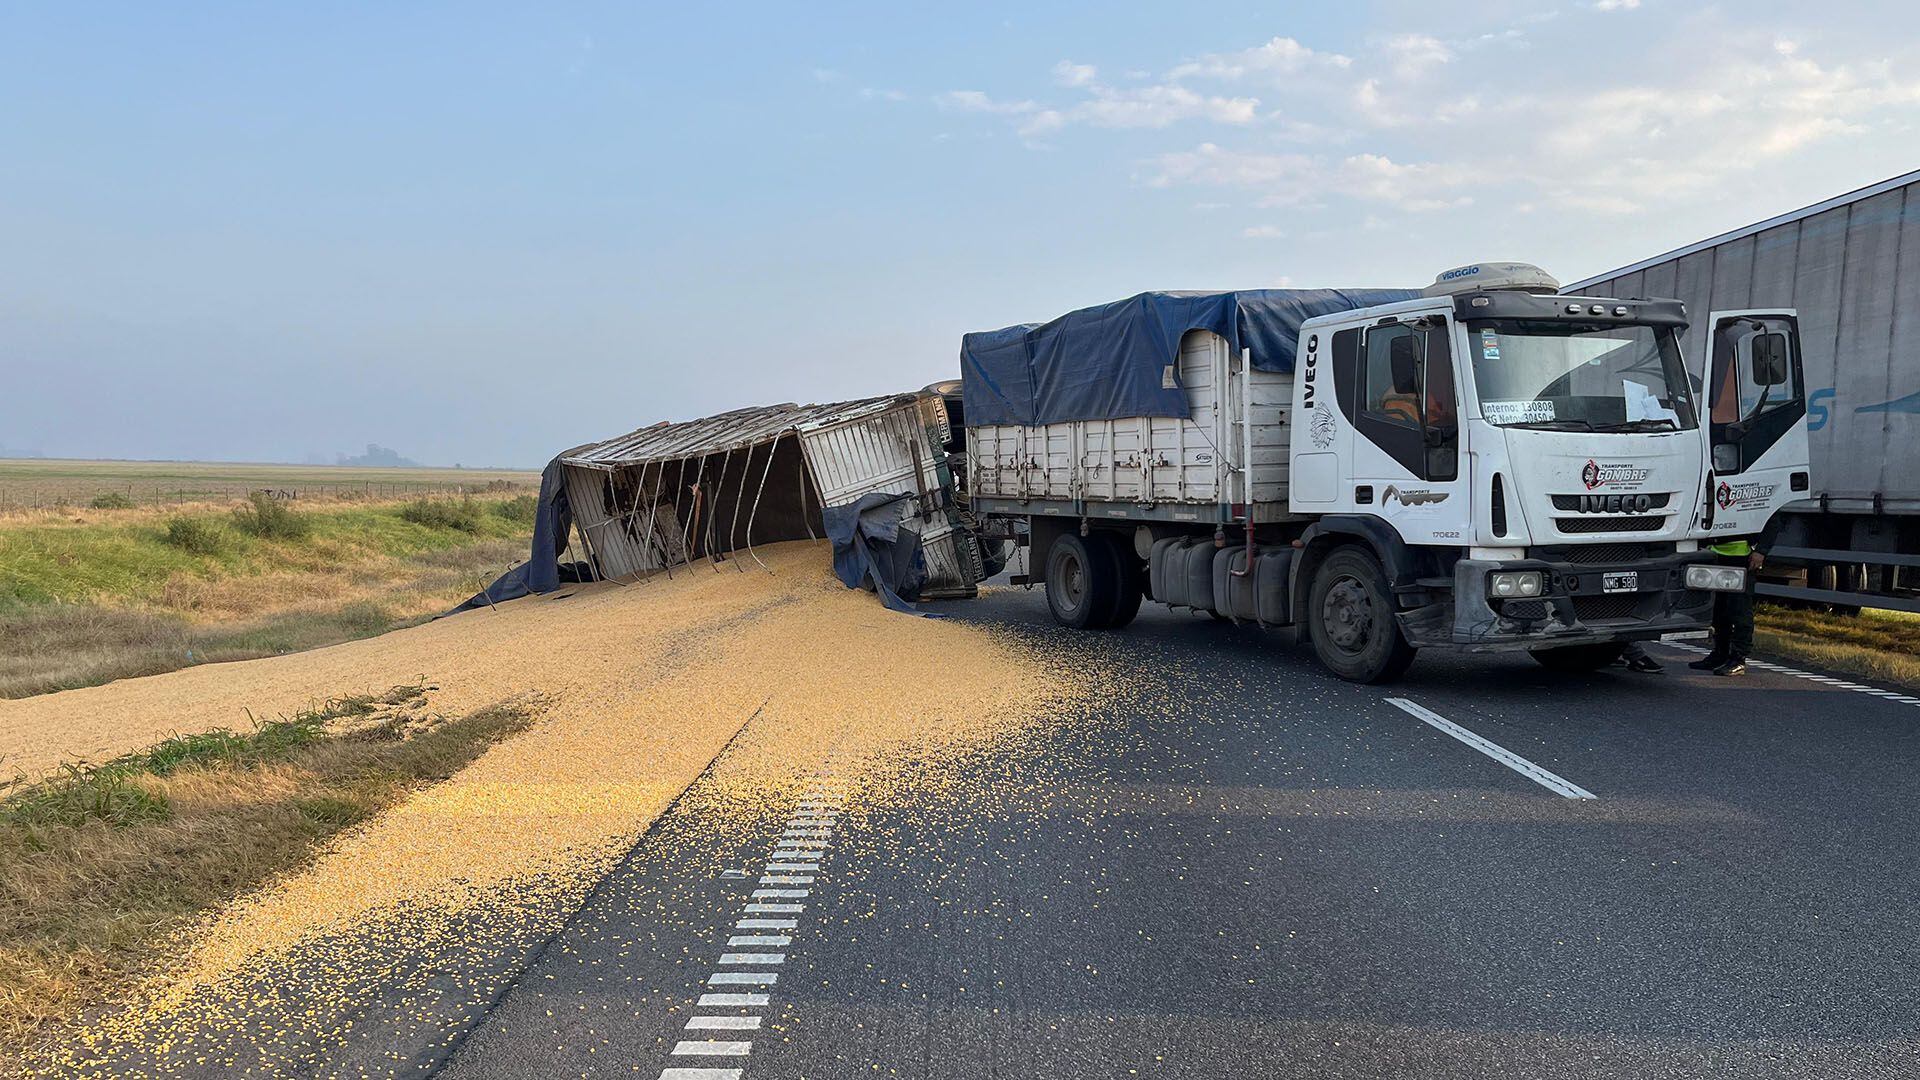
[1602,571,1638,594]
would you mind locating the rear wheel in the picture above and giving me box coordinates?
[1307,547,1417,683]
[1045,533,1120,630]
[1097,532,1145,629]
[1530,642,1628,672]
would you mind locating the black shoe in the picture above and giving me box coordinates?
[1625,655,1664,673]
[1689,653,1728,670]
[1713,657,1748,677]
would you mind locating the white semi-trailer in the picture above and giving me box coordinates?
[960,264,1802,682]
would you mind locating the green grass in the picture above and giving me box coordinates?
[229,493,310,540]
[0,690,533,1056]
[87,493,133,511]
[399,496,484,533]
[0,498,532,613]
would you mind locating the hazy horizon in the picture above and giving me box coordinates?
[6,2,1918,467]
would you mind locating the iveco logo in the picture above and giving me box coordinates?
[1579,493,1655,513]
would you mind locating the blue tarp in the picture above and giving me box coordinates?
[821,491,934,616]
[447,458,578,614]
[960,288,1418,427]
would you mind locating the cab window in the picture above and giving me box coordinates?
[1358,319,1457,481]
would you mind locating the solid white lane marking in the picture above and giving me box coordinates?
[1388,698,1598,801]
[687,1016,762,1030]
[752,889,809,898]
[765,862,818,872]
[659,1068,743,1080]
[672,1040,752,1056]
[707,971,777,985]
[728,935,792,946]
[743,903,804,914]
[718,953,786,964]
[697,993,768,1007]
[735,918,797,930]
[760,875,814,884]
[1662,642,1920,708]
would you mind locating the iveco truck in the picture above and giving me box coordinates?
[958,263,1804,682]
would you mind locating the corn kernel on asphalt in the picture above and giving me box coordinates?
[18,540,1098,1075]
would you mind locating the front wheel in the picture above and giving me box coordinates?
[1306,547,1417,683]
[1530,642,1628,672]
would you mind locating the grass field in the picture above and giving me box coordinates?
[0,458,538,514]
[0,490,539,698]
[1757,604,1920,688]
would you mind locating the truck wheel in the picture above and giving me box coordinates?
[1046,533,1119,630]
[1099,532,1145,629]
[1530,642,1628,672]
[1307,547,1417,683]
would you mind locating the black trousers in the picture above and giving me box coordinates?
[1710,552,1755,658]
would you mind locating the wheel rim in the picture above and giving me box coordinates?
[1058,551,1086,612]
[1321,575,1374,653]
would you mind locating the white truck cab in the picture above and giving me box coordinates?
[1284,263,1761,678]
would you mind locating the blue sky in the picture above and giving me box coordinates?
[4,1,1916,466]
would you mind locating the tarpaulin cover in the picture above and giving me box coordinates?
[447,458,578,614]
[822,491,933,616]
[960,288,1418,426]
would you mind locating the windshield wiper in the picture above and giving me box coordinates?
[1505,419,1595,431]
[1595,418,1679,432]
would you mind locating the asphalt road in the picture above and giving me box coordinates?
[429,588,1920,1080]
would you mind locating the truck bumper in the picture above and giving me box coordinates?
[1398,553,1719,653]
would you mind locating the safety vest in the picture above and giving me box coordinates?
[1711,539,1751,557]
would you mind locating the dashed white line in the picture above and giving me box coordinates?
[696,993,768,1007]
[672,1040,752,1056]
[752,888,809,898]
[1388,698,1598,801]
[659,1068,743,1080]
[743,902,804,914]
[727,935,791,947]
[686,1016,762,1030]
[707,971,778,985]
[734,918,796,930]
[717,953,786,965]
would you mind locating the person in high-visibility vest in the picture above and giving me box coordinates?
[1691,535,1769,677]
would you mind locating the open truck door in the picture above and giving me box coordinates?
[1703,309,1810,538]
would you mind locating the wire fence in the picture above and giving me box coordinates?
[0,479,527,515]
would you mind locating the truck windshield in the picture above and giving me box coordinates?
[1468,320,1697,431]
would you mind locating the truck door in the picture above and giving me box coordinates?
[1704,309,1810,538]
[1347,315,1470,544]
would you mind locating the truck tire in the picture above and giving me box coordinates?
[1307,546,1417,683]
[1530,642,1628,672]
[1099,532,1145,629]
[1046,532,1120,630]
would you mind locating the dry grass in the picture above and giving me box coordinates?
[0,687,533,1060]
[1757,603,1920,688]
[0,459,536,517]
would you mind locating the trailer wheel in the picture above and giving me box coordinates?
[1530,642,1628,672]
[1306,546,1416,683]
[1046,533,1120,630]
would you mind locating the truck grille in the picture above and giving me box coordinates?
[1532,542,1668,565]
[1550,492,1673,511]
[1554,515,1668,534]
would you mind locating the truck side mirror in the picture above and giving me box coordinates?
[1389,335,1419,394]
[1751,332,1789,386]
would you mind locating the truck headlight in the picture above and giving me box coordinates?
[1490,570,1544,597]
[1685,564,1748,592]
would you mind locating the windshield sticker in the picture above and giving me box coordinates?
[1483,399,1556,424]
[1480,329,1500,360]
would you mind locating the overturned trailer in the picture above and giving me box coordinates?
[455,391,999,613]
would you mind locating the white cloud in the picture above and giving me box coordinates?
[1053,60,1098,88]
[1595,0,1641,10]
[1383,34,1454,78]
[1241,224,1288,239]
[1168,36,1352,82]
